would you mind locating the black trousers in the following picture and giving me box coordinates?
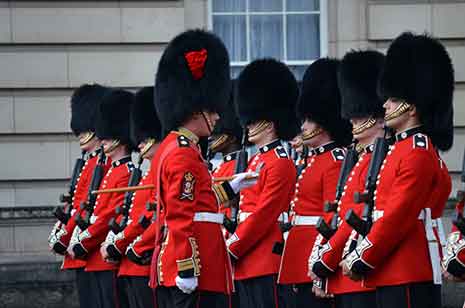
[75,268,95,308]
[376,282,441,308]
[235,275,280,308]
[290,283,333,308]
[119,276,155,308]
[87,270,120,308]
[156,286,229,308]
[335,291,377,308]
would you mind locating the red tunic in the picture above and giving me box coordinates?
[346,128,451,287]
[76,157,134,272]
[150,131,234,294]
[321,148,375,294]
[60,151,111,269]
[278,142,344,284]
[227,140,296,280]
[117,169,155,277]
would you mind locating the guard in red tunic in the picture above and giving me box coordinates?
[278,58,352,308]
[342,32,454,308]
[149,29,254,308]
[100,86,162,308]
[67,89,136,308]
[227,59,298,308]
[48,84,111,308]
[309,51,386,308]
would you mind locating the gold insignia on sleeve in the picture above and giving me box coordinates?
[180,172,195,201]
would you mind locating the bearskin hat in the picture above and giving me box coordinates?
[378,32,454,151]
[131,87,162,145]
[212,80,242,142]
[339,50,386,120]
[96,89,134,147]
[236,58,299,141]
[154,29,231,133]
[297,58,352,146]
[70,83,108,136]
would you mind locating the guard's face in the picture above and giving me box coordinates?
[78,132,98,152]
[246,120,273,145]
[350,117,383,144]
[199,111,220,137]
[290,134,303,154]
[301,119,323,147]
[138,138,159,160]
[383,98,409,130]
[101,139,120,155]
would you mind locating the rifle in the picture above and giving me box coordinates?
[223,128,248,234]
[453,147,465,235]
[53,150,86,224]
[295,146,309,178]
[206,137,214,171]
[75,145,106,230]
[316,145,359,240]
[345,136,389,237]
[108,156,143,233]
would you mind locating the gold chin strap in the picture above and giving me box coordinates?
[302,128,322,141]
[79,132,95,146]
[352,118,377,135]
[209,134,231,153]
[385,101,412,122]
[140,138,156,158]
[104,139,121,154]
[248,120,272,138]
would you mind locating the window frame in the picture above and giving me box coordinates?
[207,0,328,68]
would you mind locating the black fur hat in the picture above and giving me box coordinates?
[96,89,134,146]
[378,32,454,151]
[339,50,386,119]
[132,87,162,145]
[297,58,352,146]
[212,80,242,141]
[154,29,231,133]
[236,58,299,141]
[70,84,108,136]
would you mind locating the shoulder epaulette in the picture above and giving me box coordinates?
[274,146,289,159]
[413,133,428,149]
[177,135,190,147]
[331,148,346,161]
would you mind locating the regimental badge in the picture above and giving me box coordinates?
[180,172,195,201]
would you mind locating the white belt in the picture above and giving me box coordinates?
[292,215,320,226]
[193,212,224,224]
[238,212,288,224]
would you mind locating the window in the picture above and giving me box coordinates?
[209,0,328,80]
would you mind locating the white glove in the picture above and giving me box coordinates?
[229,172,258,194]
[175,276,198,294]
